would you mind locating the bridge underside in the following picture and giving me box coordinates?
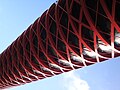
[0,0,120,89]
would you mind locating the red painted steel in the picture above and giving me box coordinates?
[0,0,120,89]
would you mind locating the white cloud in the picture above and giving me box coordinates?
[63,71,90,90]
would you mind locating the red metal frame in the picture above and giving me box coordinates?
[0,0,120,89]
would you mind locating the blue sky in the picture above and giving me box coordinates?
[0,0,120,90]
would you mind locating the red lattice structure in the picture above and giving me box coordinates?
[0,0,120,89]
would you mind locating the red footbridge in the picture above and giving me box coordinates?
[0,0,120,89]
